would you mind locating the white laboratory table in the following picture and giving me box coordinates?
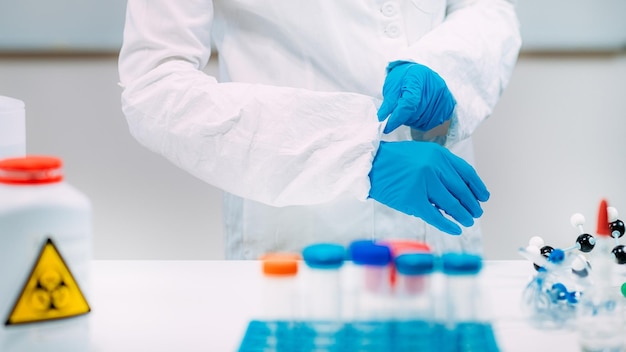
[88,260,585,352]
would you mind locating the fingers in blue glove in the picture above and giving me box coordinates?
[415,202,463,235]
[368,141,489,236]
[447,156,491,203]
[428,179,476,228]
[377,61,456,134]
[439,168,484,220]
[383,90,423,134]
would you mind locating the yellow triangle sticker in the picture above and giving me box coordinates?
[5,238,91,326]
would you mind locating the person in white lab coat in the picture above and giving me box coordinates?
[118,0,521,259]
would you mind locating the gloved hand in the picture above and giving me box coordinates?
[368,141,490,235]
[378,61,456,134]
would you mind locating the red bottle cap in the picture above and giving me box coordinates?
[0,156,63,184]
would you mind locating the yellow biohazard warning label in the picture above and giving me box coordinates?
[5,238,91,326]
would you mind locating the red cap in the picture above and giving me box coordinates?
[596,199,610,237]
[0,156,63,185]
[378,239,431,288]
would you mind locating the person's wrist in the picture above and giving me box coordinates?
[386,60,415,73]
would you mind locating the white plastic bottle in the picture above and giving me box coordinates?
[0,96,26,159]
[0,156,92,352]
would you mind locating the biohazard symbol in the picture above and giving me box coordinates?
[5,238,91,325]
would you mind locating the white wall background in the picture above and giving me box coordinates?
[1,0,625,260]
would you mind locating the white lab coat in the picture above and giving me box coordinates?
[118,0,521,259]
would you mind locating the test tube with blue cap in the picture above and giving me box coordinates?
[301,243,346,350]
[393,252,438,351]
[394,253,436,317]
[302,243,345,320]
[441,252,499,352]
[347,240,393,349]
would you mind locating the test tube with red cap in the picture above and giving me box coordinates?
[577,199,624,351]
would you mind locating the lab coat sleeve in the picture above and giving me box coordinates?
[396,0,522,147]
[118,0,384,207]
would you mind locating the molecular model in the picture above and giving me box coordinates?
[518,203,626,328]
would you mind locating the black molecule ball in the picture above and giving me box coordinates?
[612,245,626,265]
[533,245,554,271]
[576,234,595,253]
[610,220,625,239]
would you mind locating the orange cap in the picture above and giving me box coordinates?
[260,253,300,276]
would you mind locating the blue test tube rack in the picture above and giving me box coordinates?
[238,319,499,352]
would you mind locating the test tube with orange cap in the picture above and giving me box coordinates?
[259,252,301,322]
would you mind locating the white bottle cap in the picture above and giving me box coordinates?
[0,96,26,159]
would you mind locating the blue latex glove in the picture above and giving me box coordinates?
[378,61,456,134]
[368,141,490,235]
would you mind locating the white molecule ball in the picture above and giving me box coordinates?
[528,236,544,248]
[570,213,585,228]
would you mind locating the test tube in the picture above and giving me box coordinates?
[379,239,431,289]
[441,253,483,324]
[301,243,346,350]
[394,253,436,318]
[253,253,301,351]
[260,252,300,321]
[301,243,345,320]
[347,240,393,350]
[394,253,438,352]
[441,253,498,352]
[577,200,625,351]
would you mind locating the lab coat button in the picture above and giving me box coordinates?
[381,2,398,17]
[385,23,401,38]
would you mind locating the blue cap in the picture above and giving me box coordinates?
[348,240,392,266]
[302,243,346,269]
[395,253,435,276]
[441,253,482,275]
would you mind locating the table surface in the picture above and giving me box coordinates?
[86,260,607,352]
